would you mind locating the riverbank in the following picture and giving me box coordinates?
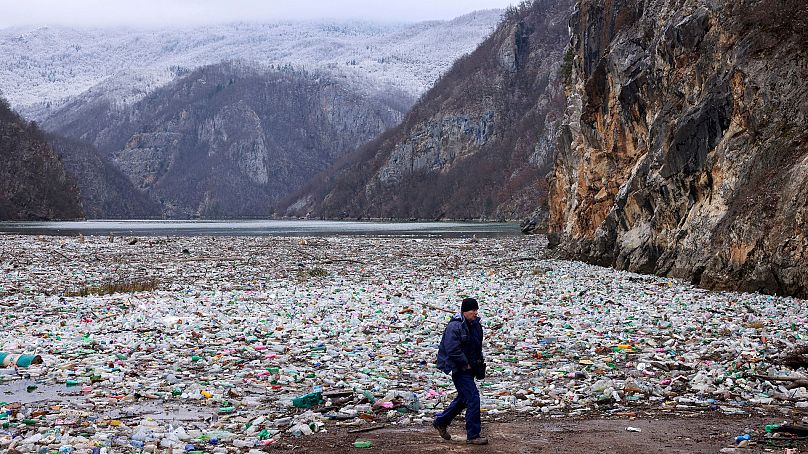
[283,414,804,453]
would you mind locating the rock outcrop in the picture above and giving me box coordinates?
[0,97,83,220]
[47,135,161,219]
[44,62,410,218]
[281,0,574,223]
[549,0,808,298]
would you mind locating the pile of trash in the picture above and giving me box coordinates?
[0,234,806,452]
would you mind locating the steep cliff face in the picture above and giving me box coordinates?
[549,0,808,297]
[47,135,161,219]
[0,98,83,220]
[44,63,410,218]
[282,0,574,222]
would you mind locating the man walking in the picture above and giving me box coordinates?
[433,297,488,445]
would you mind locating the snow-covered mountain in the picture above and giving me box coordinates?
[0,10,502,119]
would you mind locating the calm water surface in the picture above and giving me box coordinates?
[0,220,521,237]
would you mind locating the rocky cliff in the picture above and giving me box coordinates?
[44,62,410,218]
[549,0,808,298]
[281,0,574,222]
[47,135,161,219]
[0,97,83,220]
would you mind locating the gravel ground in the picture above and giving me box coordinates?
[279,414,808,453]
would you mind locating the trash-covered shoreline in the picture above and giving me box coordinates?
[0,234,806,453]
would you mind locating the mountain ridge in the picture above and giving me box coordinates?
[0,11,502,120]
[46,134,161,219]
[44,62,410,218]
[279,0,574,223]
[0,97,83,220]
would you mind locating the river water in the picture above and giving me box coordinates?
[0,220,521,237]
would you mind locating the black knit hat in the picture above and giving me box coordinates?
[461,297,479,313]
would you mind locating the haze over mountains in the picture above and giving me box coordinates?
[0,11,501,119]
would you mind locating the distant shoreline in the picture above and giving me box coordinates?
[0,219,522,237]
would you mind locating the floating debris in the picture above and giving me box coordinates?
[0,234,805,452]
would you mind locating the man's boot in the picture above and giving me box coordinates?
[432,422,451,440]
[466,437,489,445]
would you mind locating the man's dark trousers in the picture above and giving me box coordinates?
[434,369,481,439]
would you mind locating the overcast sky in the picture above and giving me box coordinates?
[0,0,520,28]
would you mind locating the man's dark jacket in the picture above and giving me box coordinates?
[436,313,484,374]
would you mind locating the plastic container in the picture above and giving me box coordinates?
[0,353,43,367]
